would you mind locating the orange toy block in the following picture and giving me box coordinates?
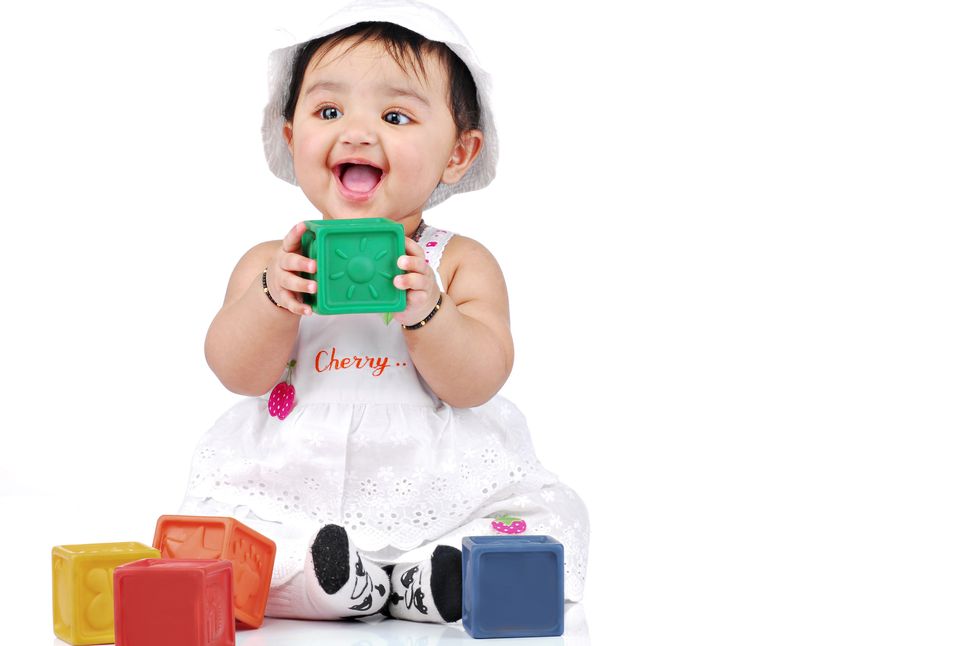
[152,515,276,628]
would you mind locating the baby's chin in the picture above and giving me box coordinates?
[317,197,383,220]
[318,206,406,220]
[317,197,425,223]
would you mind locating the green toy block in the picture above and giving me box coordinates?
[300,218,407,315]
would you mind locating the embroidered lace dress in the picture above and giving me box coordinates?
[180,223,589,602]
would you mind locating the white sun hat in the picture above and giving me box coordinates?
[261,0,498,211]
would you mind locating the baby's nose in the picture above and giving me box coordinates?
[339,114,378,147]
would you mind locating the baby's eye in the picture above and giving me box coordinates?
[384,111,411,126]
[318,106,342,120]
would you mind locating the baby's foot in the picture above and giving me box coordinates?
[304,524,390,618]
[387,545,462,623]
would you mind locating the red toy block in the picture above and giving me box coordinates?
[152,515,276,628]
[113,559,234,646]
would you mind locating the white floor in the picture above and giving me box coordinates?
[45,605,589,646]
[45,609,589,646]
[231,605,589,646]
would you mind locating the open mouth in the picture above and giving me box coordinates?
[334,162,385,199]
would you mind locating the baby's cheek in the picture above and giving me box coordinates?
[300,134,327,158]
[393,148,439,193]
[295,136,330,179]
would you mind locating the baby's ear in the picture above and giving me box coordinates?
[441,129,483,185]
[282,122,294,154]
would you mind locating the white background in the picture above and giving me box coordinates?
[1,1,979,644]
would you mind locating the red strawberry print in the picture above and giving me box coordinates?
[268,360,297,420]
[491,515,527,535]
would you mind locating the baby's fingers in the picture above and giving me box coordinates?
[280,252,316,275]
[277,290,313,317]
[394,271,430,291]
[282,221,308,253]
[396,253,429,276]
[278,270,317,296]
[404,237,426,259]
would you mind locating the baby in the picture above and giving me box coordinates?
[179,0,589,623]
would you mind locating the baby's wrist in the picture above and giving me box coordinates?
[255,268,303,317]
[402,293,444,330]
[261,267,286,310]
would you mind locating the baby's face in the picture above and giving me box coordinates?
[284,37,472,223]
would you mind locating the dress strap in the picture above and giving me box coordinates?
[416,223,455,293]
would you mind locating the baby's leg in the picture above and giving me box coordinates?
[379,482,589,623]
[305,524,391,618]
[375,482,590,609]
[468,483,591,603]
[178,497,393,619]
[264,523,390,619]
[385,544,463,623]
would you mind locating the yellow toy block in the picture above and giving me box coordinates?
[52,542,160,645]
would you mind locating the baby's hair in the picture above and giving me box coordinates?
[283,21,480,138]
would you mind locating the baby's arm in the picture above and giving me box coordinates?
[205,223,318,396]
[398,235,514,408]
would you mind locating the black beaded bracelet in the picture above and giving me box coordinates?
[261,267,285,309]
[402,293,443,330]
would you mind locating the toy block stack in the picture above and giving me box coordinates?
[52,515,275,645]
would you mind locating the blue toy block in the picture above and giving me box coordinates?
[461,535,564,639]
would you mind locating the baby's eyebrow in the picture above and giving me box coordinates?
[304,80,430,108]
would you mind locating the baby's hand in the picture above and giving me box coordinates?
[266,221,317,316]
[393,237,440,326]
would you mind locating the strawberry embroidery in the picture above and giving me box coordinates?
[268,359,297,420]
[491,515,527,535]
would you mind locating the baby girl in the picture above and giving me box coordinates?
[179,0,589,623]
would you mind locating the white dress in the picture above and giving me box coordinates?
[179,223,589,608]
